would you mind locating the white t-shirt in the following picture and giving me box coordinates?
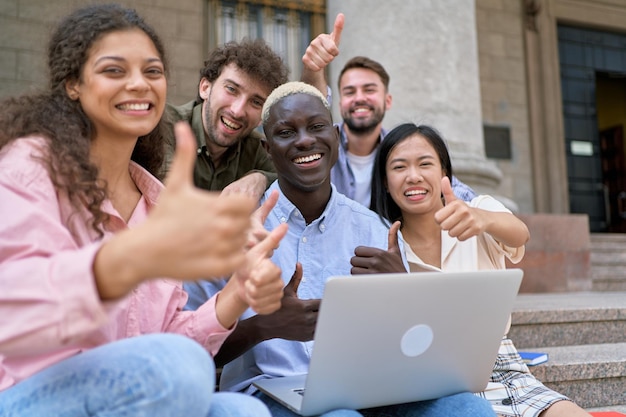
[347,151,376,207]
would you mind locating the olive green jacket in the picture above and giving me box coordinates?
[163,100,277,191]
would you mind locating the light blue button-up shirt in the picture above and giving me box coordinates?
[215,180,391,393]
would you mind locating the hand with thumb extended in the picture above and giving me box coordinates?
[252,263,321,341]
[235,222,288,315]
[350,221,406,274]
[302,13,344,72]
[330,13,344,48]
[161,123,255,279]
[284,262,304,298]
[435,176,483,241]
[440,175,457,206]
[245,190,279,251]
[387,220,402,255]
[103,122,256,298]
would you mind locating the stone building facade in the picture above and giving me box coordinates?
[3,0,626,235]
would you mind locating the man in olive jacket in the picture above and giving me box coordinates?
[163,38,287,197]
[163,16,344,199]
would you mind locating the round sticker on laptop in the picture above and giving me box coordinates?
[400,324,434,357]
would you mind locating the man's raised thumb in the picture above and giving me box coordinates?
[331,13,344,46]
[285,262,303,296]
[388,220,401,253]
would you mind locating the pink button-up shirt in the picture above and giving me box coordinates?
[0,136,233,391]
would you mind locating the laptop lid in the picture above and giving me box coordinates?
[254,269,523,416]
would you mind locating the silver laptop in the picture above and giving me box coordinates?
[253,269,523,416]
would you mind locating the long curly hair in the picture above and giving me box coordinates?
[0,4,169,236]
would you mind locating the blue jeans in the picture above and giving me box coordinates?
[0,334,270,417]
[256,391,496,417]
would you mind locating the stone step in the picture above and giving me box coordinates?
[590,237,626,250]
[592,277,626,292]
[592,265,626,279]
[589,234,626,291]
[590,233,626,243]
[523,343,626,409]
[587,404,626,414]
[590,233,626,291]
[591,251,626,266]
[518,236,626,410]
[510,292,626,410]
[509,292,626,348]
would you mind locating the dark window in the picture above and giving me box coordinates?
[483,124,512,160]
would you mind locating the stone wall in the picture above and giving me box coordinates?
[475,0,535,213]
[509,214,592,293]
[0,0,204,105]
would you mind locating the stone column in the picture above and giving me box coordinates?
[327,0,503,199]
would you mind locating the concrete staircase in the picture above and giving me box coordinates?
[590,234,626,291]
[508,233,626,412]
[509,292,626,410]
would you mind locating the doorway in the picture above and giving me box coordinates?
[558,25,626,232]
[597,74,626,232]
